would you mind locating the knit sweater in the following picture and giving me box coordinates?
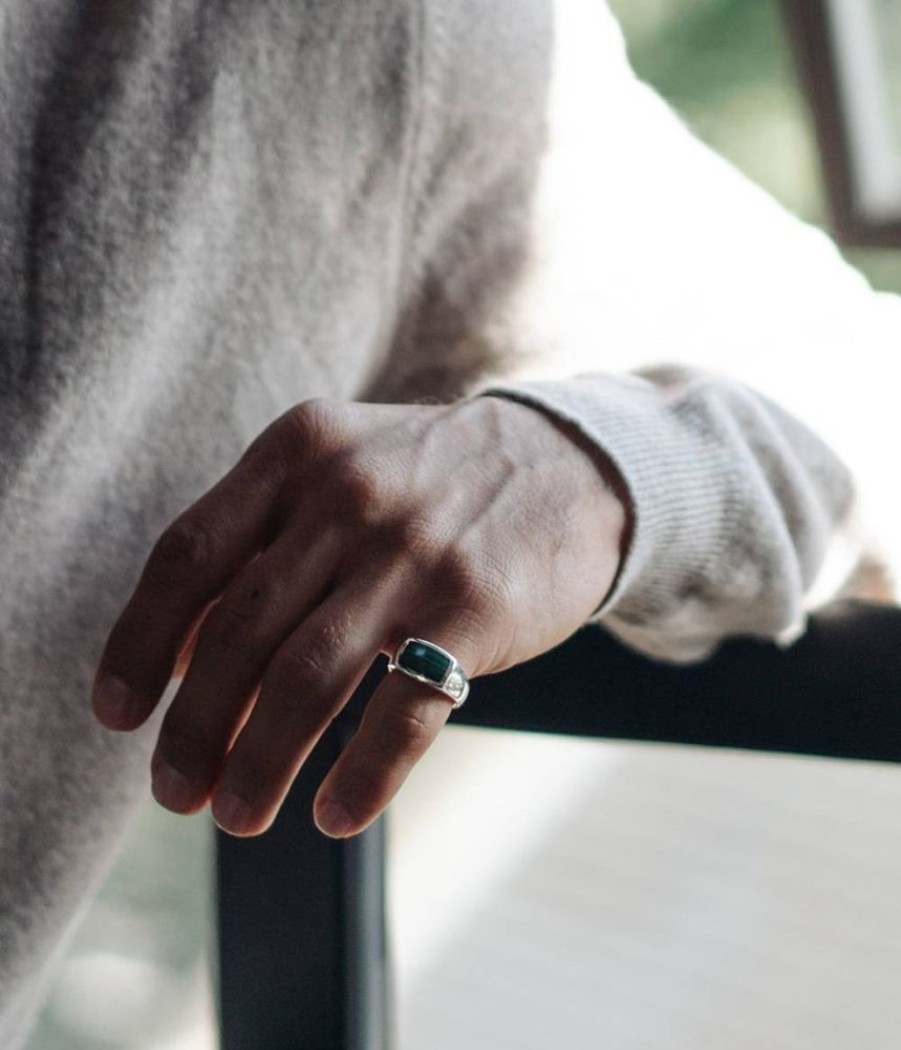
[0,0,889,1043]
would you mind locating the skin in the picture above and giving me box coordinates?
[91,395,629,838]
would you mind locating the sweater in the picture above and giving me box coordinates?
[1,0,889,1043]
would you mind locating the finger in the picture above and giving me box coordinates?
[209,586,390,837]
[150,523,342,815]
[92,416,297,730]
[173,604,209,679]
[312,628,479,838]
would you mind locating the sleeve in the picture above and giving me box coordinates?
[480,368,856,662]
[406,0,899,662]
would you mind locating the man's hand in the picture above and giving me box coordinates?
[91,397,627,837]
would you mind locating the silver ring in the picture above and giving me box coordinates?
[388,638,470,708]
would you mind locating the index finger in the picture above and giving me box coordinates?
[92,417,295,730]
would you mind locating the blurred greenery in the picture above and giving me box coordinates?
[875,0,901,155]
[608,0,901,292]
[25,3,901,1048]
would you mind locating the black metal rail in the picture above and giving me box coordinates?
[216,601,901,1050]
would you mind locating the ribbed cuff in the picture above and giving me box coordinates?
[477,375,732,620]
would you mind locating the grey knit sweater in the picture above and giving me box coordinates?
[0,0,881,1042]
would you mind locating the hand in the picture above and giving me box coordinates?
[92,396,628,837]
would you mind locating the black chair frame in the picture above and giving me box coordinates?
[216,600,901,1050]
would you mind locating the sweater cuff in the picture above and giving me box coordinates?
[477,375,730,622]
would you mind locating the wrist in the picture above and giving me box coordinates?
[479,393,633,612]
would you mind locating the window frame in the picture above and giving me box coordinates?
[783,0,901,247]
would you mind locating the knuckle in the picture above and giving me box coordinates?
[284,398,341,449]
[419,553,517,660]
[311,610,354,653]
[270,645,329,689]
[195,602,262,669]
[478,567,518,620]
[433,545,484,605]
[358,508,443,568]
[268,615,351,692]
[146,517,216,585]
[382,702,434,755]
[433,545,515,617]
[330,453,383,522]
[390,511,442,557]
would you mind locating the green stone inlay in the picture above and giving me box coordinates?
[400,642,451,683]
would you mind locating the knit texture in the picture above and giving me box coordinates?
[0,1,876,1042]
[483,370,854,661]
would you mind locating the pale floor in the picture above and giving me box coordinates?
[390,728,901,1050]
[31,725,901,1049]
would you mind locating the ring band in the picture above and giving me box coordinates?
[388,638,470,708]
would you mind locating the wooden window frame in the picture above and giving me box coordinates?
[782,0,901,247]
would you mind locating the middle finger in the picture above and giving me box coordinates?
[209,577,399,836]
[150,520,341,813]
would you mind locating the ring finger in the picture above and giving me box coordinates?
[311,623,480,838]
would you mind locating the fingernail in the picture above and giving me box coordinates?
[212,792,255,837]
[315,799,354,838]
[152,762,199,813]
[94,675,139,730]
